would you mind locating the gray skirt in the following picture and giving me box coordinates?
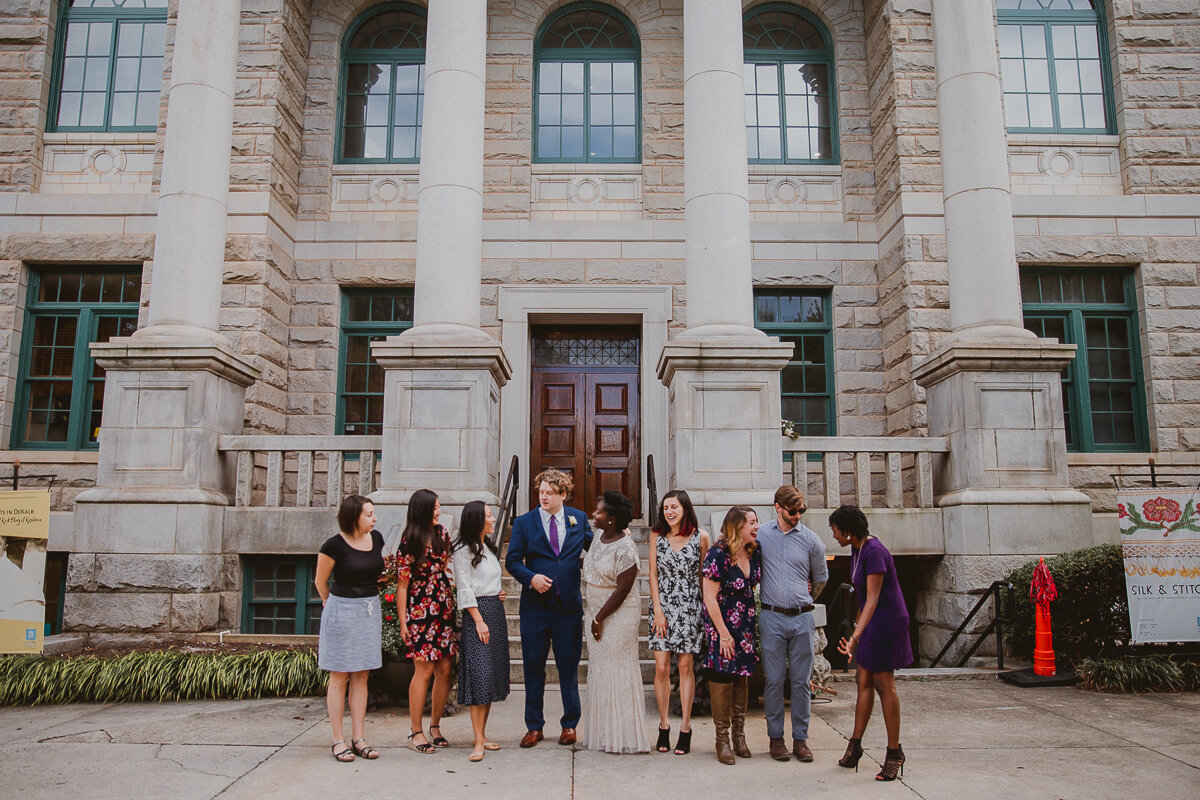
[318,594,383,673]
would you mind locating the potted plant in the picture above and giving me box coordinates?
[369,554,416,705]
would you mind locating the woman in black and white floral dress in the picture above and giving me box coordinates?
[647,489,709,755]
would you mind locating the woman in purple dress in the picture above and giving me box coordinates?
[831,504,911,781]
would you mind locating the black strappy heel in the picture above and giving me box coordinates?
[876,744,905,781]
[838,737,863,771]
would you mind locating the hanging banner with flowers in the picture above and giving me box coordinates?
[1118,486,1200,643]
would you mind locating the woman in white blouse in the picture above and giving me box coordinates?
[451,500,510,762]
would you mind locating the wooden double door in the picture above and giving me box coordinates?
[530,327,640,513]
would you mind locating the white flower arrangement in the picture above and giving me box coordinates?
[568,515,577,526]
[781,419,803,441]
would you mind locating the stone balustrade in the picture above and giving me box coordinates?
[217,435,382,508]
[782,436,949,511]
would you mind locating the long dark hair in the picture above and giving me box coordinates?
[400,489,445,572]
[650,489,699,538]
[454,499,498,568]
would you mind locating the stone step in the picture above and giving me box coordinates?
[506,635,658,661]
[500,587,656,616]
[509,658,657,684]
[501,614,652,637]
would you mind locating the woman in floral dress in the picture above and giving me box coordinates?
[647,489,709,754]
[396,488,458,754]
[701,505,761,766]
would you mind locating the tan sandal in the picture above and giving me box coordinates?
[482,740,501,751]
[469,747,485,762]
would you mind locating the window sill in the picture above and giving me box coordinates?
[43,131,157,146]
[1008,133,1119,148]
[0,450,99,464]
[530,162,642,175]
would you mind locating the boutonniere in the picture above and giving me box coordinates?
[568,515,577,526]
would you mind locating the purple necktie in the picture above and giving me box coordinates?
[549,514,561,556]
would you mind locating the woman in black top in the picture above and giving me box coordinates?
[316,494,384,763]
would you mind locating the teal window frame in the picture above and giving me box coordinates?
[743,3,839,165]
[336,2,427,164]
[754,289,837,444]
[11,269,141,451]
[241,557,323,636]
[1020,268,1148,452]
[997,0,1116,134]
[533,2,641,164]
[47,0,169,133]
[336,288,414,436]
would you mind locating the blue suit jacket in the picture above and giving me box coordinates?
[505,506,593,615]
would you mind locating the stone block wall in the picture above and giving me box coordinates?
[1110,0,1200,192]
[0,0,52,191]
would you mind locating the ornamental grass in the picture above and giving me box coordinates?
[0,648,326,706]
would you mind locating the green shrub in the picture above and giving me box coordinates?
[1077,656,1200,693]
[999,544,1128,663]
[0,648,326,706]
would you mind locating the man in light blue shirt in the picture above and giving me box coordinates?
[756,485,828,762]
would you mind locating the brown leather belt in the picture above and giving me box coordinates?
[761,603,814,616]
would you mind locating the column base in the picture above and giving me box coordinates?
[657,336,793,513]
[371,333,512,527]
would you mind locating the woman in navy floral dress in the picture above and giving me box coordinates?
[701,505,761,765]
[396,489,458,754]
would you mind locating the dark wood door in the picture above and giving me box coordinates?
[529,325,641,512]
[531,368,640,513]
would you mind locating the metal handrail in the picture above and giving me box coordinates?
[493,455,519,553]
[829,582,856,671]
[646,453,658,527]
[928,580,1015,669]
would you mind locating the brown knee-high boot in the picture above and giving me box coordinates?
[731,676,752,758]
[709,680,736,765]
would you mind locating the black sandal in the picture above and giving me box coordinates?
[407,730,436,754]
[331,740,355,762]
[656,726,671,753]
[838,737,863,770]
[352,738,379,759]
[674,729,692,755]
[429,725,450,748]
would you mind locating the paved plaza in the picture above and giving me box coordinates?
[1,679,1196,800]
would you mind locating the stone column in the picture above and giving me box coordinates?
[657,0,792,515]
[71,1,259,639]
[371,0,510,523]
[913,0,1091,664]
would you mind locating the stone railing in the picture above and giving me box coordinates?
[217,435,382,508]
[782,436,949,510]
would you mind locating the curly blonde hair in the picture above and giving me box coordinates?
[534,468,573,498]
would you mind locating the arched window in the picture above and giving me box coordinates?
[338,3,427,163]
[997,1,1114,133]
[49,0,168,132]
[534,3,640,163]
[743,4,837,164]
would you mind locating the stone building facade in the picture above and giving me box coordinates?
[0,0,1197,661]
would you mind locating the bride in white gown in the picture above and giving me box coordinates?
[581,490,650,754]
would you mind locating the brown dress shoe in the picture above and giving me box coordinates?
[558,728,577,746]
[769,737,790,761]
[793,739,814,762]
[519,730,544,748]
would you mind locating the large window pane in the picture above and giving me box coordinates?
[340,289,413,436]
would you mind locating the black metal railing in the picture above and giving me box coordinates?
[827,582,856,670]
[646,453,658,527]
[928,581,1015,669]
[493,455,519,553]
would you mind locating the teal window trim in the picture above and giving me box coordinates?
[47,0,168,133]
[336,287,414,437]
[11,268,141,451]
[335,2,427,165]
[997,1,1116,135]
[1020,268,1148,452]
[743,3,839,165]
[753,289,837,455]
[241,556,323,636]
[533,2,641,164]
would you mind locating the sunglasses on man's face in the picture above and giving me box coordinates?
[787,506,807,516]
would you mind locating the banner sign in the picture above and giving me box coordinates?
[1118,486,1200,643]
[0,489,50,654]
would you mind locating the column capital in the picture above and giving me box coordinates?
[912,339,1077,388]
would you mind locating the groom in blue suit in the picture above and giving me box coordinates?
[505,468,593,747]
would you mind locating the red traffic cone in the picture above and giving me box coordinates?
[1031,558,1058,677]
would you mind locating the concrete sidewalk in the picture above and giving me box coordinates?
[1,681,1196,799]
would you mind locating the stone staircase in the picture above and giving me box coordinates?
[498,525,659,684]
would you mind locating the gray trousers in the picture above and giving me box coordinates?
[759,608,815,741]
